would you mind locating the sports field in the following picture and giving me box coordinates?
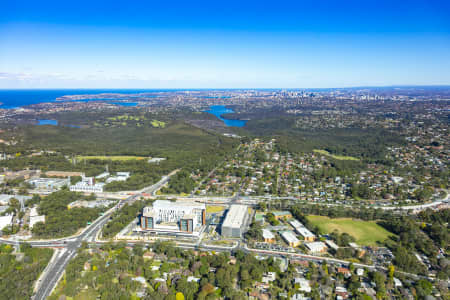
[313,149,359,161]
[76,155,147,161]
[306,215,393,246]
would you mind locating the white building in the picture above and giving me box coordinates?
[105,172,130,183]
[280,230,300,247]
[393,277,403,288]
[0,194,31,206]
[262,272,276,283]
[30,215,45,228]
[95,172,110,179]
[294,277,311,293]
[262,228,275,242]
[140,200,206,234]
[291,294,310,300]
[0,215,13,230]
[289,219,315,241]
[29,206,45,228]
[305,241,327,253]
[148,157,166,164]
[27,177,69,191]
[221,204,249,238]
[70,175,104,193]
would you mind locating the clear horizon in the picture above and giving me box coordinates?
[1,0,450,89]
[1,84,450,90]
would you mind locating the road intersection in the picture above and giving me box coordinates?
[0,174,445,299]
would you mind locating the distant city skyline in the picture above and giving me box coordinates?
[1,0,450,88]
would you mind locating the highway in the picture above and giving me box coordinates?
[0,173,444,299]
[29,173,173,300]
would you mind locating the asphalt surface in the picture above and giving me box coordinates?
[0,174,443,299]
[31,174,172,300]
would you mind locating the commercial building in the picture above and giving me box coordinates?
[280,230,300,247]
[45,171,83,177]
[70,175,105,193]
[29,206,45,228]
[305,241,327,253]
[29,215,45,228]
[0,194,31,205]
[0,215,13,230]
[105,172,131,183]
[272,211,292,220]
[221,204,249,238]
[262,229,275,243]
[289,219,315,241]
[27,177,69,191]
[140,200,206,235]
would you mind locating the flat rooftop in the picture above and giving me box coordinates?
[222,204,248,229]
[153,199,205,210]
[280,230,299,244]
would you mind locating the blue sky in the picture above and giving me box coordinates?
[1,0,449,88]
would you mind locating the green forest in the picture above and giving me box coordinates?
[0,243,53,299]
[31,190,108,238]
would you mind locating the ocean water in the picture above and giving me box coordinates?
[37,119,58,126]
[204,105,247,127]
[0,89,185,109]
[111,102,138,107]
[0,90,248,127]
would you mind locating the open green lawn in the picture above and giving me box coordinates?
[313,149,360,161]
[206,205,226,214]
[76,155,147,161]
[307,215,393,246]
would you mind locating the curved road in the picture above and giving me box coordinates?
[25,173,173,300]
[1,174,443,299]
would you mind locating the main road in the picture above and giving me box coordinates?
[1,172,444,299]
[29,173,173,300]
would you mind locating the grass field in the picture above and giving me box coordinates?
[313,149,360,161]
[306,215,393,246]
[206,205,226,214]
[76,155,147,161]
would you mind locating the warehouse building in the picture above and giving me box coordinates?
[221,204,249,238]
